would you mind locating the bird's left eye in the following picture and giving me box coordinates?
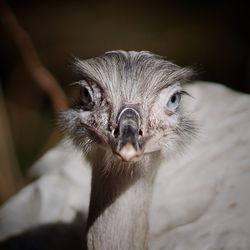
[166,92,181,111]
[80,86,94,110]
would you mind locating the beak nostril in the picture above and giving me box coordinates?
[139,129,143,137]
[112,127,119,138]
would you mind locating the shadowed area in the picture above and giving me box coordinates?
[0,213,86,250]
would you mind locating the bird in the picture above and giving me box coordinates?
[57,50,197,249]
[1,50,250,250]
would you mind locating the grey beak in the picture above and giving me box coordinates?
[115,107,143,162]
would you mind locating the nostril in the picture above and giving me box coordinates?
[139,129,143,137]
[112,127,120,138]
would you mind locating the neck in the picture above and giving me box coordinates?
[85,151,160,250]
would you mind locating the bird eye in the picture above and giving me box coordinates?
[80,86,94,110]
[166,92,181,111]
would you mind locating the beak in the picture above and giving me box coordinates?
[113,107,143,162]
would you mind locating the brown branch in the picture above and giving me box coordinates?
[0,2,68,111]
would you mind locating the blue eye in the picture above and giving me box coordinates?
[167,92,181,110]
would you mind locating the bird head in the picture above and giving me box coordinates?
[59,51,196,172]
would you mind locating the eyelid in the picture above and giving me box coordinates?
[169,89,191,100]
[78,80,92,90]
[71,79,89,87]
[179,90,192,97]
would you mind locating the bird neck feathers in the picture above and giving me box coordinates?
[86,150,162,249]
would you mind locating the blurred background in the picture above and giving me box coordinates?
[0,0,249,204]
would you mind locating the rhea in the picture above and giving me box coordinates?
[59,50,195,249]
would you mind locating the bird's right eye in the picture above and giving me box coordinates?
[166,92,179,110]
[80,86,94,110]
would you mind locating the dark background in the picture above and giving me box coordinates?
[0,0,249,201]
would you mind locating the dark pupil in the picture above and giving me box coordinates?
[171,94,177,103]
[80,87,93,109]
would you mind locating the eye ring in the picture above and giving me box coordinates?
[166,92,181,111]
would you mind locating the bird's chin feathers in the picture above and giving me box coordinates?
[81,146,147,178]
[59,109,197,178]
